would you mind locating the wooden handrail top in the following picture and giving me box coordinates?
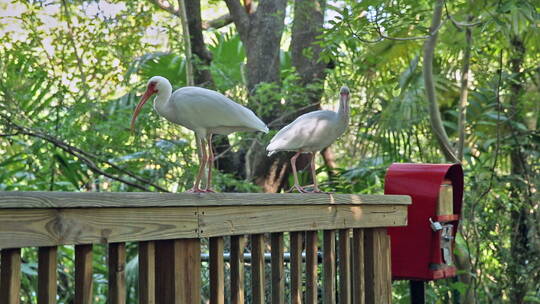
[0,192,411,209]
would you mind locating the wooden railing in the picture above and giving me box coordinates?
[0,192,410,304]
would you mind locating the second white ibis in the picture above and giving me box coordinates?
[131,76,268,192]
[266,86,350,193]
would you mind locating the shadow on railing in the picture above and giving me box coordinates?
[0,192,410,304]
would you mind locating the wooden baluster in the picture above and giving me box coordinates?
[352,229,365,304]
[364,228,392,304]
[155,240,176,303]
[251,234,265,304]
[323,230,336,304]
[210,237,225,304]
[0,248,21,304]
[75,244,93,304]
[138,241,155,304]
[230,235,246,304]
[38,246,57,304]
[306,231,318,304]
[108,242,126,304]
[338,229,351,304]
[271,233,284,304]
[290,231,303,304]
[177,239,201,303]
[155,239,201,304]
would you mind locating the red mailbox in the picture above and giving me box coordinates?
[385,163,463,280]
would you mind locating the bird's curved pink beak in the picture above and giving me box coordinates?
[130,85,157,132]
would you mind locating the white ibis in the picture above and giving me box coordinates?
[266,86,350,193]
[131,76,268,193]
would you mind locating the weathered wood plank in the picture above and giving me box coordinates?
[38,246,57,304]
[352,229,365,304]
[306,231,318,304]
[155,240,176,303]
[251,234,265,304]
[210,237,225,304]
[0,207,198,248]
[0,248,21,304]
[177,239,201,303]
[199,205,407,237]
[338,229,351,304]
[138,241,155,304]
[75,244,93,304]
[0,192,411,208]
[271,233,285,304]
[290,231,303,304]
[364,228,392,304]
[323,230,336,304]
[155,239,201,304]
[230,235,246,304]
[108,242,126,304]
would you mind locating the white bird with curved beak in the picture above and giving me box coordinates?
[267,86,350,193]
[131,76,268,193]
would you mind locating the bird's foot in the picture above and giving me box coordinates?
[294,185,309,193]
[203,188,216,193]
[186,187,206,193]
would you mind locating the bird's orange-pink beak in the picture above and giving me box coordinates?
[130,86,157,132]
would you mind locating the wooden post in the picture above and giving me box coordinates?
[38,246,57,304]
[210,237,225,304]
[306,231,318,304]
[352,229,365,304]
[139,241,155,304]
[251,234,265,304]
[230,235,246,304]
[108,242,126,304]
[323,230,336,304]
[410,281,425,304]
[75,244,93,304]
[271,233,285,304]
[155,239,201,304]
[339,229,351,304]
[0,248,21,304]
[364,228,392,304]
[290,231,303,304]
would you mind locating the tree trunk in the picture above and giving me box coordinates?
[184,0,214,87]
[225,0,328,192]
[507,34,532,304]
[240,0,326,192]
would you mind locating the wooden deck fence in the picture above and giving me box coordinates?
[0,192,410,304]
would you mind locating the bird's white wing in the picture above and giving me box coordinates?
[267,110,338,152]
[170,87,268,133]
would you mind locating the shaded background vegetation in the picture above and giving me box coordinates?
[0,0,539,302]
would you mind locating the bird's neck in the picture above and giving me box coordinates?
[337,94,350,122]
[153,85,173,117]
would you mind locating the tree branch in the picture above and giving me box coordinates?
[202,13,234,30]
[347,7,447,43]
[423,0,459,163]
[0,115,170,192]
[457,16,472,161]
[444,0,483,29]
[153,0,179,16]
[224,0,251,41]
[177,0,194,86]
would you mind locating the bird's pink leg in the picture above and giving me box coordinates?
[291,151,308,193]
[187,135,207,193]
[310,151,327,193]
[204,134,216,193]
